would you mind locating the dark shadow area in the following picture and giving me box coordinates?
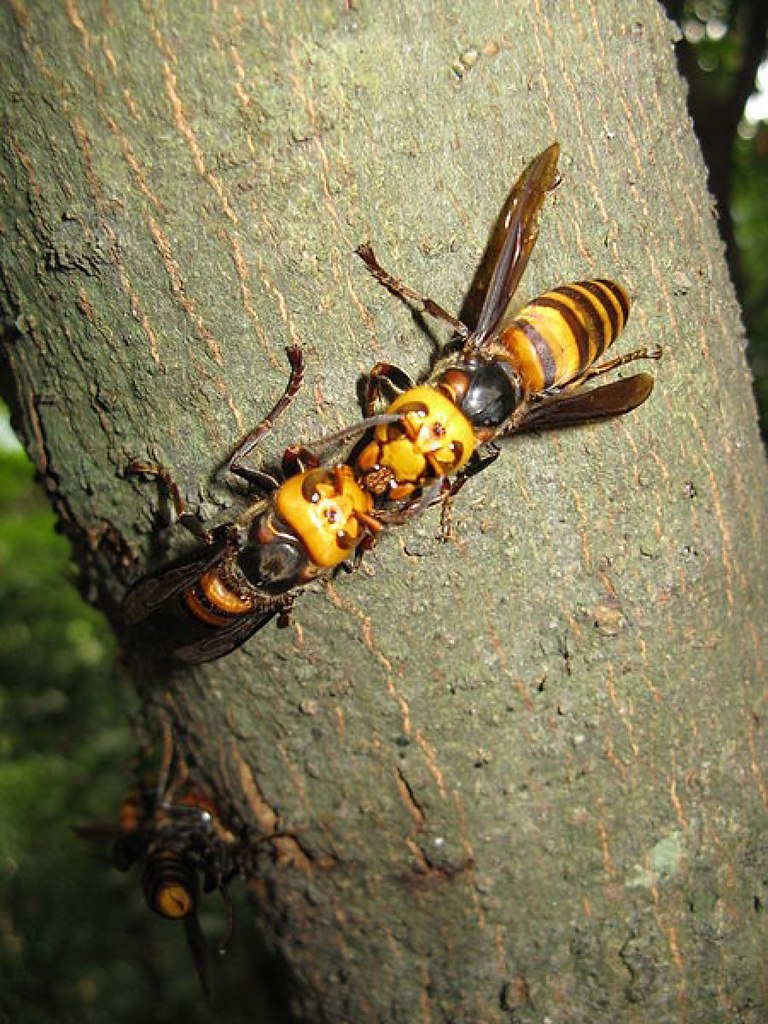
[0,441,290,1024]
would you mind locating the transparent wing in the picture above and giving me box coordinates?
[123,549,225,625]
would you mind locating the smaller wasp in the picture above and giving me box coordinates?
[124,346,396,662]
[355,142,661,515]
[112,775,238,1003]
[81,725,241,1004]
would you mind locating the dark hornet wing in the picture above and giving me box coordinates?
[470,143,561,349]
[174,604,285,664]
[509,373,656,434]
[123,545,228,625]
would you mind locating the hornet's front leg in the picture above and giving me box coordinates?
[127,459,216,546]
[228,345,305,487]
[364,362,416,415]
[356,243,470,340]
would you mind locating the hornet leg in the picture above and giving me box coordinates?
[579,344,662,384]
[127,460,215,545]
[356,243,470,340]
[229,345,305,485]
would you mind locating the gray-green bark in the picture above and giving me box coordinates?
[2,1,767,1021]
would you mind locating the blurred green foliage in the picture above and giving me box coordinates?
[670,0,768,431]
[734,126,768,425]
[0,432,281,1024]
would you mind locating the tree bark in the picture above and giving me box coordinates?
[2,1,767,1022]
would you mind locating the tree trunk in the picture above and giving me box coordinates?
[2,1,767,1021]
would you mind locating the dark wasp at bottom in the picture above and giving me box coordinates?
[111,750,243,1005]
[75,723,244,1006]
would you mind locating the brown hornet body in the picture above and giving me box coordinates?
[112,773,240,1004]
[355,142,659,513]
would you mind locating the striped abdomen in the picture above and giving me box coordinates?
[498,279,630,394]
[142,846,199,920]
[183,569,254,627]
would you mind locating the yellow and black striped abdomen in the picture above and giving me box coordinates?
[142,846,198,919]
[498,279,630,394]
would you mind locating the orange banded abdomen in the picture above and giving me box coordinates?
[498,279,630,394]
[142,846,198,919]
[184,569,254,627]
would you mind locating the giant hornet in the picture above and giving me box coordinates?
[355,142,661,514]
[76,725,242,1003]
[111,759,241,1002]
[124,346,397,662]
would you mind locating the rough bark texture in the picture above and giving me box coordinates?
[2,1,767,1022]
